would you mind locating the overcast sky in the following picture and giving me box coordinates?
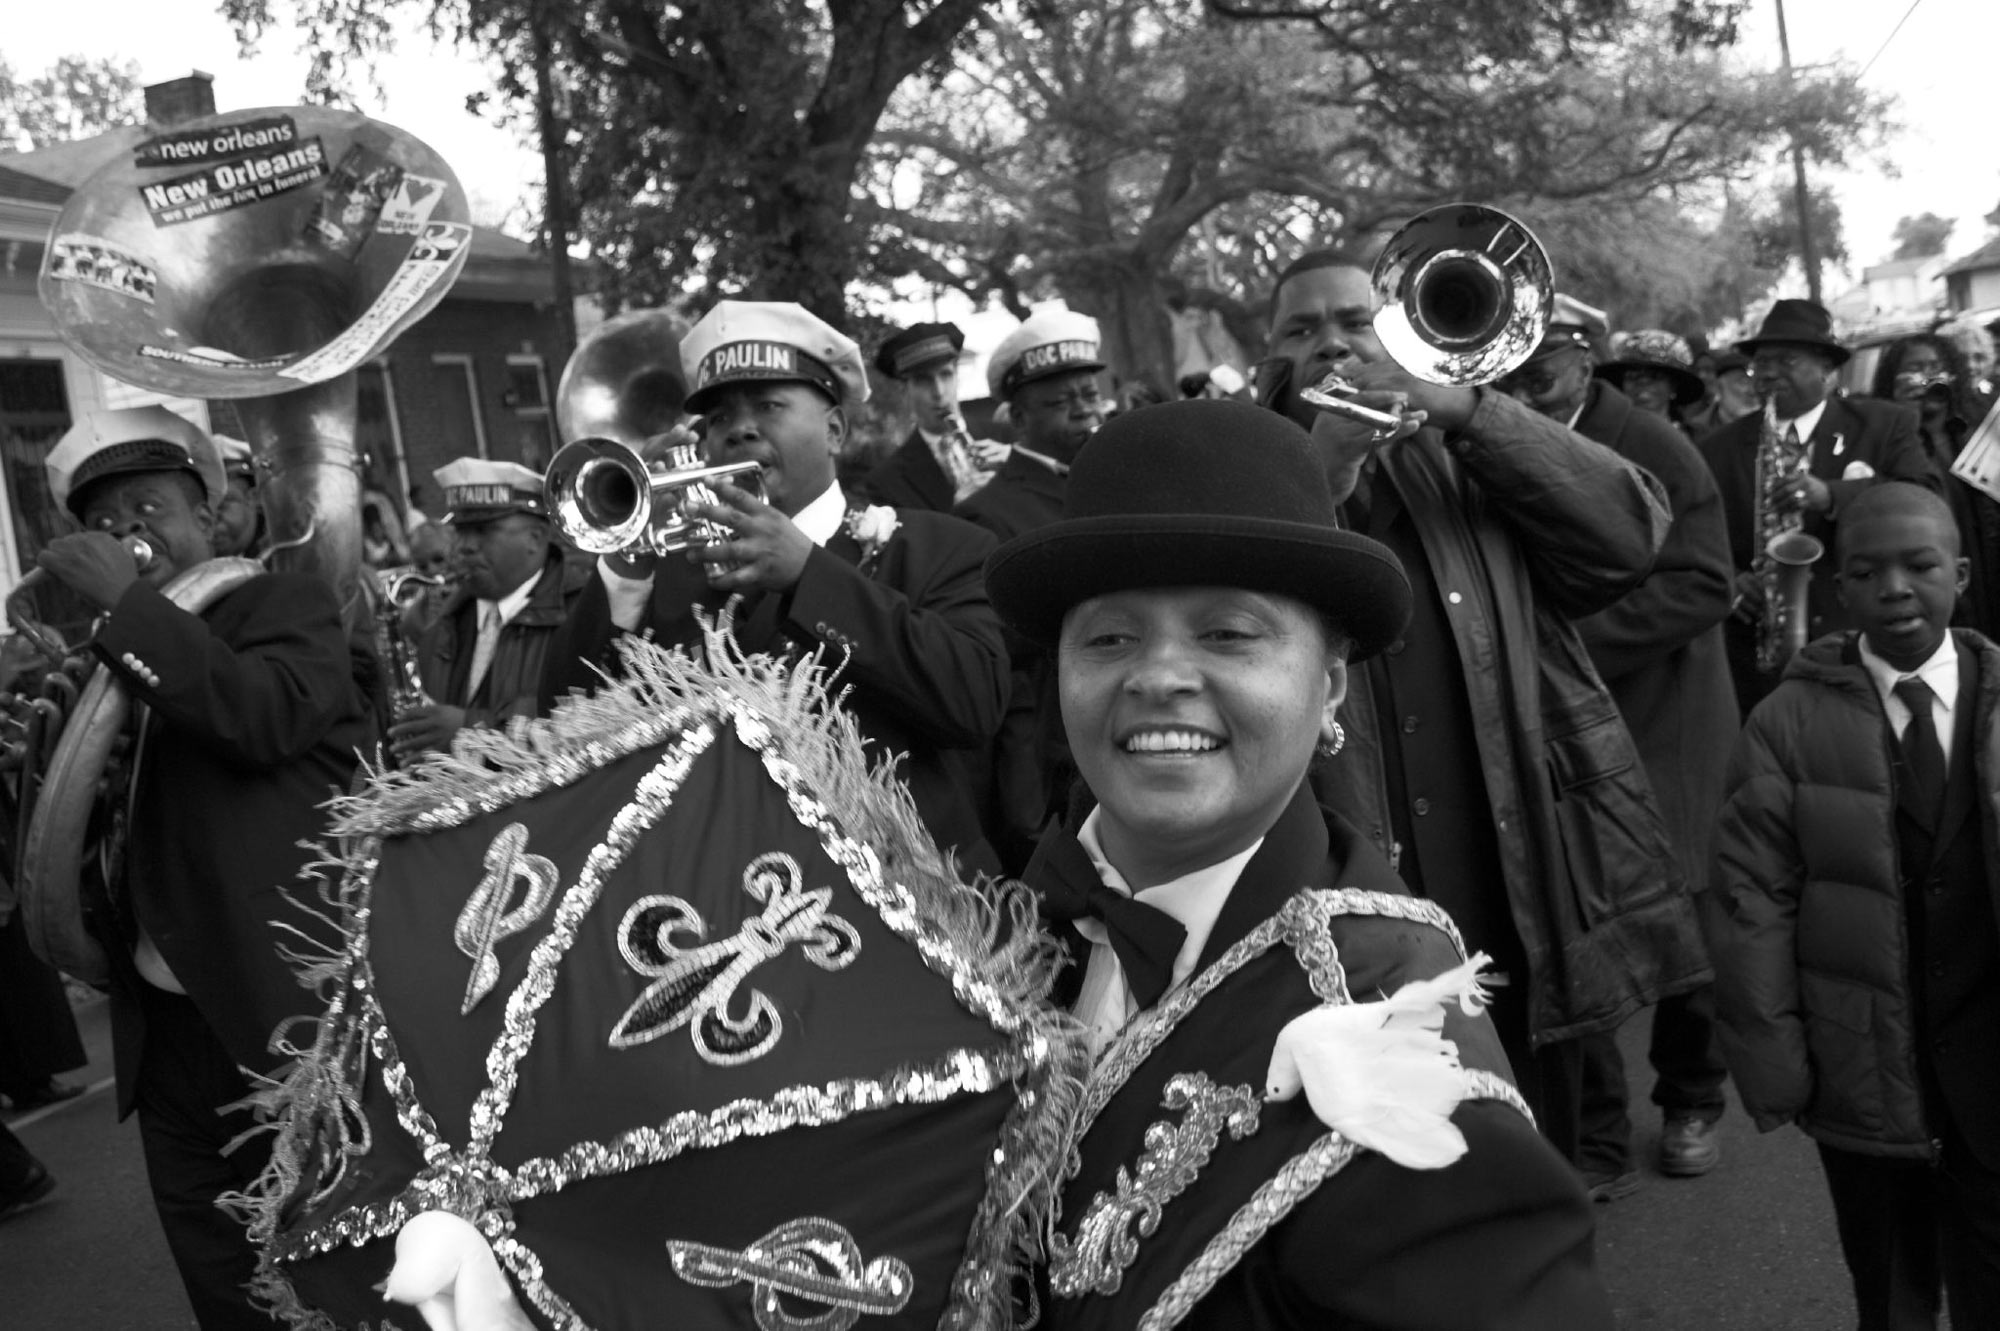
[7,0,1997,287]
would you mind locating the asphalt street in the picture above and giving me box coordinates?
[0,994,1880,1330]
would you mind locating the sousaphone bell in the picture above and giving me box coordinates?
[22,104,471,981]
[1300,202,1554,428]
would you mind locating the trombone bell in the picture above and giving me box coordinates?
[548,438,762,557]
[1371,204,1553,387]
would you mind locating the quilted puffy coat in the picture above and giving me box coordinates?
[1706,629,2000,1158]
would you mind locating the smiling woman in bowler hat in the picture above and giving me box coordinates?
[988,398,1610,1329]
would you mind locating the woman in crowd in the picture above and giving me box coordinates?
[1872,333,2000,635]
[987,398,1610,1328]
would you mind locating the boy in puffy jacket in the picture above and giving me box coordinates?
[1708,481,2000,1328]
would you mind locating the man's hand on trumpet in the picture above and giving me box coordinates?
[684,479,813,595]
[1302,368,1427,505]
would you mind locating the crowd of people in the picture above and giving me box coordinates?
[2,264,1999,1330]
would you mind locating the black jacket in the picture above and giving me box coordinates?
[860,428,956,512]
[543,506,1007,865]
[417,547,590,724]
[1033,786,1612,1329]
[92,571,371,1113]
[1571,380,1739,886]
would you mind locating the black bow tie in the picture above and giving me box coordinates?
[1024,818,1187,1009]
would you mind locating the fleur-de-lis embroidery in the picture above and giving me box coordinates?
[453,823,560,1015]
[1050,1071,1262,1298]
[609,851,861,1063]
[668,1216,913,1330]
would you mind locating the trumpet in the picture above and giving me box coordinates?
[1298,202,1553,430]
[546,438,762,558]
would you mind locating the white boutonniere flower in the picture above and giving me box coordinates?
[845,505,901,569]
[1263,953,1498,1169]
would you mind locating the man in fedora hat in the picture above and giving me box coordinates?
[29,406,372,1327]
[1509,298,1740,1197]
[1262,251,1705,1159]
[1695,297,1938,714]
[544,300,1007,870]
[988,399,1613,1328]
[390,458,588,758]
[863,321,1006,511]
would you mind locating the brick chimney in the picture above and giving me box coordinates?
[144,72,217,127]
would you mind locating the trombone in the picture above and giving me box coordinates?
[1298,203,1553,429]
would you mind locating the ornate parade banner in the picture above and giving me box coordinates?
[229,624,1084,1330]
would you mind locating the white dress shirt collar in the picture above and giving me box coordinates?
[789,479,849,548]
[1859,632,1960,764]
[1071,808,1263,1057]
[482,565,541,630]
[1778,396,1830,443]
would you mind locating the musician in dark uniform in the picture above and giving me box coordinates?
[35,406,372,1328]
[861,321,1006,511]
[1695,298,1939,714]
[953,312,1112,869]
[544,300,1008,871]
[389,459,586,758]
[954,308,1108,545]
[989,400,1611,1328]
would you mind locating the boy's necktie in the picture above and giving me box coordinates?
[1894,676,1945,827]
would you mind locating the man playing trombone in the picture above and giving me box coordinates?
[1259,240,1701,1158]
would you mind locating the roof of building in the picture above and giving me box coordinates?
[1941,238,2000,279]
[1861,255,1940,282]
[0,163,73,206]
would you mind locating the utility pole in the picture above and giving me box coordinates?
[1774,0,1823,305]
[532,0,578,368]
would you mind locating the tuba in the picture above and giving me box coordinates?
[545,309,764,558]
[16,105,470,981]
[1299,203,1553,429]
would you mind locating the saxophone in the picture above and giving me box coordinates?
[1752,398,1822,673]
[374,568,448,724]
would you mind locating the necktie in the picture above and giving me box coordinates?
[467,601,502,699]
[1894,677,1946,827]
[1024,818,1188,1010]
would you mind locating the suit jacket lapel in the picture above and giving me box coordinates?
[1194,783,1332,973]
[1933,641,1980,853]
[1809,397,1853,480]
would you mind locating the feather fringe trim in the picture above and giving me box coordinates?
[224,615,1086,1329]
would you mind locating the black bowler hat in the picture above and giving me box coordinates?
[984,399,1412,659]
[1735,298,1850,366]
[874,322,965,379]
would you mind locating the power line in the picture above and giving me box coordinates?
[1858,0,1925,81]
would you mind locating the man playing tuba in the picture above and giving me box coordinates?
[30,407,373,1329]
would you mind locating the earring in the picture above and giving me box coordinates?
[1317,718,1345,758]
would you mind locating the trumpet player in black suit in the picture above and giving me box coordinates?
[30,406,371,1328]
[543,301,1009,872]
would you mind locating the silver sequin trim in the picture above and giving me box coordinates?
[1049,1072,1262,1298]
[453,822,559,1015]
[669,1215,914,1328]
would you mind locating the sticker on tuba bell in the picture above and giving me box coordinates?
[47,233,158,304]
[303,143,405,259]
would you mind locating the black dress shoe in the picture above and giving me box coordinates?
[0,1160,56,1222]
[5,1079,84,1112]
